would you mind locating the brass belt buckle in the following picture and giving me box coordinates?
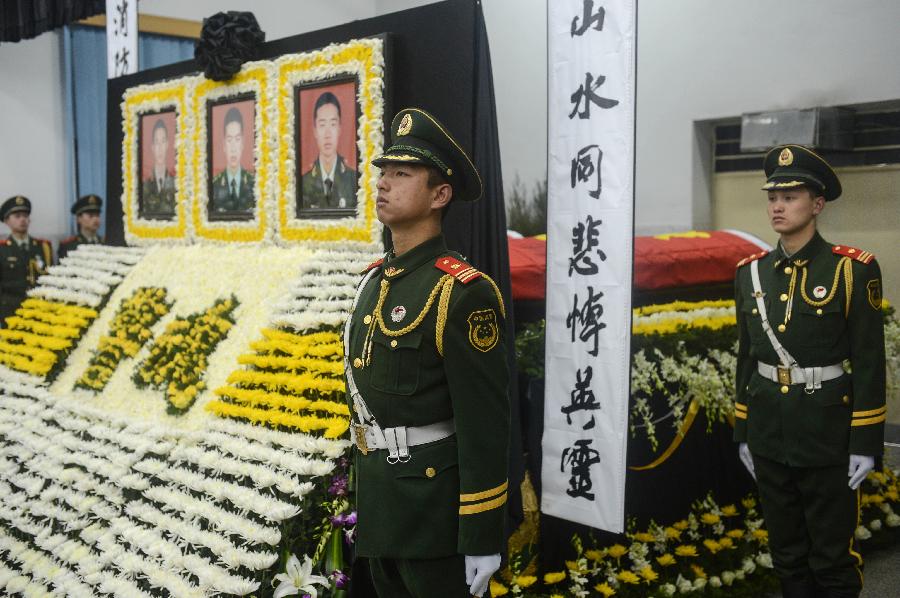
[777,366,792,386]
[354,424,369,455]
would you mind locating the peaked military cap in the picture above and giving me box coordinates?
[71,194,103,215]
[372,107,483,202]
[1,195,31,220]
[762,144,842,201]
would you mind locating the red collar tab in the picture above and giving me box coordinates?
[361,258,384,274]
[435,255,482,284]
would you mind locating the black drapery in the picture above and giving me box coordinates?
[0,0,104,43]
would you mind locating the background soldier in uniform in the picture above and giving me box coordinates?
[300,92,357,210]
[733,145,886,598]
[0,196,53,323]
[58,194,104,260]
[344,108,509,597]
[141,118,176,215]
[211,107,255,213]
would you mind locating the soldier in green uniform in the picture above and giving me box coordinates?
[58,194,105,261]
[299,92,358,211]
[733,145,885,598]
[140,118,176,216]
[0,196,53,323]
[344,108,508,597]
[210,107,255,214]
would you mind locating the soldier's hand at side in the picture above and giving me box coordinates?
[738,442,755,480]
[465,554,501,597]
[848,454,875,490]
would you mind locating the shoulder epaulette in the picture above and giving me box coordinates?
[32,237,51,245]
[60,236,78,244]
[435,255,482,284]
[361,258,383,274]
[832,245,875,264]
[736,250,769,269]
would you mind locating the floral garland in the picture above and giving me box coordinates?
[75,287,171,392]
[121,79,192,244]
[190,62,274,244]
[633,299,736,337]
[274,37,385,245]
[133,296,238,412]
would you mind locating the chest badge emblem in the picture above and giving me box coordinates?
[813,285,827,299]
[390,305,407,322]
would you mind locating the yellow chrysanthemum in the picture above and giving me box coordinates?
[700,513,721,525]
[633,532,655,543]
[718,537,735,549]
[489,580,508,596]
[703,539,721,554]
[675,544,698,557]
[721,504,739,517]
[584,549,606,562]
[513,575,536,588]
[638,566,658,583]
[742,497,757,509]
[594,582,616,597]
[672,519,690,531]
[607,544,628,558]
[752,529,769,543]
[726,529,745,539]
[691,564,707,579]
[543,571,566,585]
[664,526,682,540]
[656,553,676,567]
[616,570,640,585]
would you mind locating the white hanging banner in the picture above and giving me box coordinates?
[540,0,636,533]
[106,0,138,78]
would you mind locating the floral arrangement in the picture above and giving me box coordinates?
[134,295,238,412]
[0,245,142,380]
[76,287,171,392]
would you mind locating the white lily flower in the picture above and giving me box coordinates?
[273,554,329,598]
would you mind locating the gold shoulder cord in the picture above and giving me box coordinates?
[798,256,853,316]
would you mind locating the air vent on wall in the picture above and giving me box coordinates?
[740,107,854,152]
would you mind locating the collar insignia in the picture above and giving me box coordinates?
[384,266,404,277]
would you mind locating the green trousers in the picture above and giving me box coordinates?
[753,454,863,596]
[368,554,472,598]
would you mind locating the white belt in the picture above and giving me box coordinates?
[350,419,455,464]
[757,361,844,392]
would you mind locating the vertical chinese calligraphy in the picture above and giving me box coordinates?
[106,0,137,79]
[561,438,602,500]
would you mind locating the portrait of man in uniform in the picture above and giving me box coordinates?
[139,111,177,218]
[296,81,358,216]
[208,98,256,218]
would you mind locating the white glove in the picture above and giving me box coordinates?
[848,454,875,490]
[738,442,755,480]
[465,554,501,597]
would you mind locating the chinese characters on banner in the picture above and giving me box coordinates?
[541,0,635,533]
[106,0,138,78]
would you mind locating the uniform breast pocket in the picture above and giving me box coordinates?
[370,331,422,395]
[794,300,844,347]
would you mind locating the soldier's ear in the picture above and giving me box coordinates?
[812,196,825,216]
[431,183,453,211]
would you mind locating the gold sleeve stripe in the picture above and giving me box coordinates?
[852,406,886,418]
[734,403,747,412]
[460,480,508,503]
[735,411,747,420]
[480,273,507,319]
[459,492,507,515]
[850,414,886,427]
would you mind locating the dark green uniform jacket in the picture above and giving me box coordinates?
[0,236,53,322]
[300,156,357,210]
[141,173,176,215]
[58,233,103,261]
[733,232,886,466]
[345,234,510,559]
[210,168,255,213]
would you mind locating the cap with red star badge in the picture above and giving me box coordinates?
[372,108,483,202]
[762,144,842,201]
[71,194,103,215]
[1,195,31,220]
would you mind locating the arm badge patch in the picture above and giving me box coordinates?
[867,279,882,310]
[468,309,499,352]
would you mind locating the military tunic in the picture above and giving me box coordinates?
[345,234,510,560]
[300,156,358,210]
[58,233,103,261]
[141,173,176,215]
[733,231,885,594]
[210,169,255,213]
[0,236,53,323]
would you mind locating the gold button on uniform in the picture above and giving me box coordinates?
[781,385,789,394]
[425,467,436,478]
[842,395,850,405]
[784,266,793,274]
[816,308,823,315]
[752,308,758,315]
[780,293,788,301]
[390,339,398,348]
[363,315,372,325]
[353,357,362,368]
[777,324,786,332]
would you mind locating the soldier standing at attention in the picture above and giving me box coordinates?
[344,108,509,597]
[58,194,104,261]
[0,196,53,323]
[733,145,885,598]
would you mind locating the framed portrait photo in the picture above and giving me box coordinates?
[206,94,257,221]
[137,109,178,220]
[295,78,359,219]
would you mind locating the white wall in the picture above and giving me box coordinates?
[0,32,69,242]
[636,0,900,234]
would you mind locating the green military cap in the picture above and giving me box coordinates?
[372,107,483,202]
[1,195,31,220]
[71,194,103,215]
[762,144,842,201]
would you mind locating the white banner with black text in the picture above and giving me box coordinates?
[540,0,636,533]
[106,0,138,78]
